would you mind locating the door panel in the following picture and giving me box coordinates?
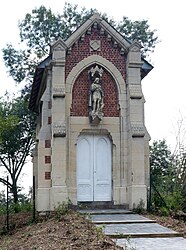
[77,135,111,202]
[77,136,93,201]
[94,136,111,201]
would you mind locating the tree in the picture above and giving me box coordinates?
[174,148,186,212]
[150,139,174,190]
[0,190,6,206]
[2,2,158,86]
[169,114,186,212]
[0,94,36,204]
[117,17,158,58]
[149,139,184,212]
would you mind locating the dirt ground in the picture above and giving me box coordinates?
[0,211,122,250]
[0,210,185,249]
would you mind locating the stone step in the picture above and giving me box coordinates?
[96,223,184,238]
[76,202,129,210]
[94,219,156,224]
[79,209,133,215]
[89,213,152,221]
[79,209,186,249]
[109,232,184,238]
[115,237,186,250]
[80,209,185,240]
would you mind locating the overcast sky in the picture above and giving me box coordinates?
[0,0,186,190]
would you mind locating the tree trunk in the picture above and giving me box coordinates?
[12,178,19,212]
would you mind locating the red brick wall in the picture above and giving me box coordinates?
[66,25,126,117]
[71,66,119,117]
[65,27,126,80]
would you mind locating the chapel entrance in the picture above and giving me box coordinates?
[77,134,112,202]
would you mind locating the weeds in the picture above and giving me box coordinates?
[133,199,145,214]
[124,236,136,250]
[54,199,72,220]
[95,225,105,244]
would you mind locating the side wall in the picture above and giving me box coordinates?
[34,69,52,211]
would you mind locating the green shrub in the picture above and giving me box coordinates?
[159,206,169,216]
[54,199,72,219]
[0,205,6,215]
[10,202,33,213]
[164,192,183,212]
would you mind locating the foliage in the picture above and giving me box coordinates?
[2,2,158,86]
[133,199,145,214]
[159,207,169,217]
[171,115,186,212]
[2,44,36,84]
[0,192,32,216]
[117,17,158,58]
[95,225,105,243]
[54,199,73,219]
[0,94,36,204]
[124,236,136,250]
[173,149,186,212]
[149,139,185,212]
[150,139,176,192]
[0,191,6,215]
[2,3,95,85]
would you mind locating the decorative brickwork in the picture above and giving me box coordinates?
[45,172,51,180]
[48,116,52,124]
[45,156,51,164]
[65,27,126,81]
[45,140,51,148]
[71,66,119,117]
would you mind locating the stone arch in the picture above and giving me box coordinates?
[65,55,126,115]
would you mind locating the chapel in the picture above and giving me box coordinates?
[29,13,153,211]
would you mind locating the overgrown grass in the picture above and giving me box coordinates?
[0,201,32,216]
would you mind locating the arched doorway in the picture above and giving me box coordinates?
[77,134,112,201]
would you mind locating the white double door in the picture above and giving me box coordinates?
[77,135,112,201]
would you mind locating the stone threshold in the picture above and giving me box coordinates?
[79,209,133,215]
[76,201,129,210]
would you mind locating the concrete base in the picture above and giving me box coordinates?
[127,185,147,209]
[37,188,50,211]
[49,186,68,210]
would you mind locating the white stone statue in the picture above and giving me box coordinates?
[88,65,104,124]
[89,77,104,113]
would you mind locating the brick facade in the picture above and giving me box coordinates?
[66,27,125,117]
[65,27,126,82]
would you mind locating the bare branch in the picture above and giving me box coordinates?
[0,177,12,188]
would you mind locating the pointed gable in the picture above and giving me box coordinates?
[65,13,130,52]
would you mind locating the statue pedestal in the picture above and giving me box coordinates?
[89,111,103,125]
